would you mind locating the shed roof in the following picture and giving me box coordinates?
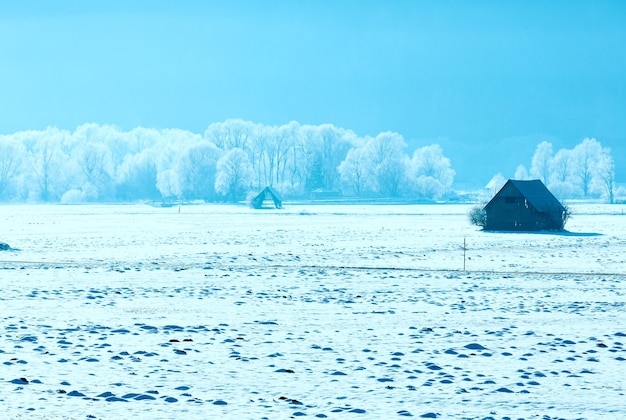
[251,186,283,209]
[486,179,564,213]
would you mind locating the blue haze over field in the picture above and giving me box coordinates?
[1,1,625,186]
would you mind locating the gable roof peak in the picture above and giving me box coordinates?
[495,179,564,212]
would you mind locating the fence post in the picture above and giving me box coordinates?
[463,238,467,271]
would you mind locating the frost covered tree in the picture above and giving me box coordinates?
[304,124,353,191]
[514,165,529,180]
[366,132,408,197]
[175,141,222,201]
[74,123,126,171]
[338,146,371,196]
[550,148,573,184]
[530,141,553,184]
[539,138,615,201]
[486,173,507,198]
[28,127,74,202]
[572,138,603,198]
[215,148,253,202]
[126,126,162,154]
[31,131,59,201]
[156,169,180,200]
[269,121,298,188]
[116,149,160,201]
[593,147,615,203]
[0,136,26,199]
[204,119,257,151]
[253,126,278,188]
[409,144,455,199]
[377,156,409,197]
[244,122,301,190]
[548,148,579,199]
[0,121,460,202]
[73,141,115,201]
[284,125,314,194]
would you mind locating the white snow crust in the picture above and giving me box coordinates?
[0,203,625,419]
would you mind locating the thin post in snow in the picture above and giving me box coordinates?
[463,237,466,271]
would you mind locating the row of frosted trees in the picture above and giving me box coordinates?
[487,138,617,203]
[0,120,456,203]
[502,138,616,204]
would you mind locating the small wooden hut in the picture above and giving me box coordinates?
[251,186,283,209]
[484,179,566,231]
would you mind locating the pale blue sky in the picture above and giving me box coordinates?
[2,1,625,182]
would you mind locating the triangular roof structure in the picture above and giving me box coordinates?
[483,179,566,231]
[486,179,564,213]
[251,186,283,209]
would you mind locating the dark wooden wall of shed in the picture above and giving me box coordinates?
[485,194,541,230]
[484,180,565,231]
[486,199,565,230]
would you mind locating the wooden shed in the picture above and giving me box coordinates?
[251,186,283,209]
[484,179,566,231]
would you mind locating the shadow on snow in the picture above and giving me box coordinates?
[482,230,602,237]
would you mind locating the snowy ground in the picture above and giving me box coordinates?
[0,203,625,419]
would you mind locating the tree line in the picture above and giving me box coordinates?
[487,137,618,203]
[0,120,455,203]
[0,120,617,203]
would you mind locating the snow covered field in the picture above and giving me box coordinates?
[1,203,625,419]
